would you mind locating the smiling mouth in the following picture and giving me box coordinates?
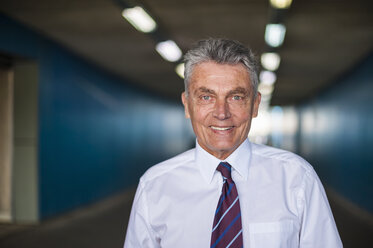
[210,126,234,131]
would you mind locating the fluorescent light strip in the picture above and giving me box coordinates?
[122,6,157,33]
[270,0,293,9]
[260,70,277,86]
[175,63,185,78]
[156,40,182,62]
[258,82,275,96]
[260,93,272,103]
[265,24,286,47]
[261,52,281,71]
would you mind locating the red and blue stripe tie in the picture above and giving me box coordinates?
[210,162,243,248]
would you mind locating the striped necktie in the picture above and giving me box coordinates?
[210,162,243,248]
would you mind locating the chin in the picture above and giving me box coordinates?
[209,143,237,153]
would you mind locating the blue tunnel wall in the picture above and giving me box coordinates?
[2,13,371,219]
[0,14,193,219]
[295,53,373,212]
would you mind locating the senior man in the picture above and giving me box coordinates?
[124,38,342,248]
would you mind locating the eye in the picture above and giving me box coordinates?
[202,95,211,101]
[232,95,242,100]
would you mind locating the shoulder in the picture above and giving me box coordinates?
[139,148,195,185]
[250,143,323,198]
[250,142,316,176]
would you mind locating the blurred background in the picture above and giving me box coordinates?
[0,0,372,247]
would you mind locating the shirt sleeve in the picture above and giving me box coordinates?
[123,180,160,248]
[298,169,343,248]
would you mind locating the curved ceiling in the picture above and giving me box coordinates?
[1,0,372,105]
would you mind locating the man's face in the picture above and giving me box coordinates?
[182,61,261,159]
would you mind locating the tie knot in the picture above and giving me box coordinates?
[217,162,232,180]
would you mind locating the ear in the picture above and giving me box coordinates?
[181,92,191,119]
[252,92,261,118]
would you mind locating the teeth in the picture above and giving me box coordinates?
[211,126,232,131]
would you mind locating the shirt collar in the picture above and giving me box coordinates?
[195,138,252,184]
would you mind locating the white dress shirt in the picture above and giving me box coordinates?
[124,139,342,248]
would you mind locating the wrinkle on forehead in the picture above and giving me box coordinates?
[188,61,253,96]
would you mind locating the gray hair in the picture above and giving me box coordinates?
[184,38,259,96]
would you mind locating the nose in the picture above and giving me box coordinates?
[213,98,231,120]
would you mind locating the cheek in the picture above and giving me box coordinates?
[232,107,252,123]
[237,116,251,126]
[192,105,213,121]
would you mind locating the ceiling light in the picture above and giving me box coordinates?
[260,93,272,103]
[270,0,293,9]
[175,63,185,79]
[156,40,182,62]
[260,70,277,86]
[259,94,272,110]
[122,6,157,33]
[265,24,286,47]
[258,82,275,96]
[261,52,281,71]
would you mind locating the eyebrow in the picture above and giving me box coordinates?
[194,87,216,95]
[227,87,249,96]
[193,86,249,96]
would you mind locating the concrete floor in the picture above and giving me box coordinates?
[0,189,136,248]
[0,188,372,248]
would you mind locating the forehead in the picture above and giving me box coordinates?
[189,61,252,92]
